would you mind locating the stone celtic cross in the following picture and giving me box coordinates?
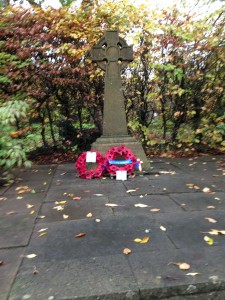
[91,30,133,136]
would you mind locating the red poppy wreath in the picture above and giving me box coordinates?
[105,145,137,175]
[75,151,106,179]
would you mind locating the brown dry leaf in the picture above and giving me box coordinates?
[150,208,160,212]
[15,186,29,191]
[18,189,32,194]
[204,217,217,223]
[75,233,86,238]
[206,206,216,209]
[123,248,132,255]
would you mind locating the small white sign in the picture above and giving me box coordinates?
[86,151,97,163]
[116,170,127,181]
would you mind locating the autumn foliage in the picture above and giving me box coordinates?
[0,0,224,170]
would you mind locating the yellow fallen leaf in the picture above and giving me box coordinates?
[186,183,194,187]
[30,210,35,215]
[134,237,150,244]
[150,208,160,212]
[63,214,69,219]
[208,229,225,235]
[207,206,215,209]
[123,248,132,255]
[86,213,93,218]
[186,273,201,276]
[204,217,217,223]
[204,236,214,245]
[55,201,67,205]
[38,232,47,237]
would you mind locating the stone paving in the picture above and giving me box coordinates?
[0,155,225,300]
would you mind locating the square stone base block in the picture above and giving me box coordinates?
[91,135,150,171]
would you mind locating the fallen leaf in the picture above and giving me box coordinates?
[18,189,32,194]
[150,208,160,212]
[105,203,120,207]
[173,262,191,270]
[214,197,221,201]
[204,217,217,223]
[94,194,104,196]
[186,183,194,187]
[67,193,74,198]
[31,189,36,194]
[203,187,211,193]
[26,254,37,259]
[75,233,86,238]
[0,260,5,266]
[207,229,225,235]
[26,204,34,209]
[30,210,35,215]
[86,213,93,218]
[53,205,64,211]
[194,185,200,190]
[38,232,47,237]
[123,248,132,255]
[33,265,39,275]
[6,211,18,215]
[38,228,48,233]
[16,196,23,199]
[134,203,149,208]
[186,273,201,276]
[134,237,150,244]
[73,197,81,201]
[160,225,166,231]
[95,219,101,222]
[63,214,69,219]
[204,236,214,245]
[126,189,137,193]
[37,215,45,219]
[206,206,215,209]
[55,201,67,205]
[15,186,29,190]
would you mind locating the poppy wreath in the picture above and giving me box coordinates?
[75,151,106,179]
[105,145,137,175]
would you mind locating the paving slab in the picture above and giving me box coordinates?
[0,214,37,249]
[154,210,225,249]
[170,192,225,211]
[44,182,127,202]
[0,248,26,300]
[107,195,183,216]
[24,216,174,263]
[128,246,225,299]
[37,197,114,222]
[9,254,139,300]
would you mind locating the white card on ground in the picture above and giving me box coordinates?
[116,170,127,181]
[86,151,97,163]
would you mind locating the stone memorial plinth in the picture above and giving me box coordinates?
[91,30,149,171]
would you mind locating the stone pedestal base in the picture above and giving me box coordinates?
[91,135,150,171]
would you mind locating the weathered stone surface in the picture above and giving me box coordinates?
[0,248,25,300]
[9,255,139,300]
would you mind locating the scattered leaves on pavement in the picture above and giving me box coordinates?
[75,233,86,238]
[123,248,132,255]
